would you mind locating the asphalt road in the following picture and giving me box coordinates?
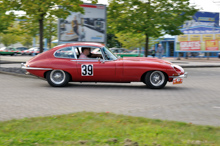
[0,68,220,126]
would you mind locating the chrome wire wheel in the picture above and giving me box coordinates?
[50,70,66,85]
[149,71,165,87]
[46,70,70,87]
[144,71,167,89]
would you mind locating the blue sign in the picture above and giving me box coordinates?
[180,11,220,34]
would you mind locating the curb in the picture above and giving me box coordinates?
[0,71,37,79]
[179,65,220,68]
[0,61,24,64]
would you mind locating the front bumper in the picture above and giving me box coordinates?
[169,72,188,79]
[179,72,188,78]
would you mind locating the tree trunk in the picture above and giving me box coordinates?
[145,34,149,57]
[39,17,44,53]
[49,22,52,49]
[48,37,51,49]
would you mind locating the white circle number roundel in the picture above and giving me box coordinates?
[81,64,93,76]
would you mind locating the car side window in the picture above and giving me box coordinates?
[77,47,103,59]
[54,47,75,59]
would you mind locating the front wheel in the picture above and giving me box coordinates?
[46,70,70,87]
[143,71,167,89]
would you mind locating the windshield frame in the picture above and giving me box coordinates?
[101,47,118,61]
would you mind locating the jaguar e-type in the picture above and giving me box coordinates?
[21,42,187,89]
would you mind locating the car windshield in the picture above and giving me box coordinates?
[102,47,118,61]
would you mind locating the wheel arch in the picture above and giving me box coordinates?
[141,70,169,82]
[44,70,72,82]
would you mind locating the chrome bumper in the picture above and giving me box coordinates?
[179,72,188,78]
[21,63,52,70]
[169,72,188,78]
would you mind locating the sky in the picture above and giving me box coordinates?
[190,0,220,12]
[13,0,220,16]
[96,0,220,13]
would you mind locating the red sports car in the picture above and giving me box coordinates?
[21,42,187,89]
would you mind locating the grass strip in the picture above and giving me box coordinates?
[0,112,219,146]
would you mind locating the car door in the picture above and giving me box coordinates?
[76,47,117,82]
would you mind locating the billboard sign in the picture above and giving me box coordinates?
[180,41,201,51]
[175,11,220,52]
[206,40,219,51]
[58,4,106,43]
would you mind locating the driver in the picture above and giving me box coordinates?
[79,47,90,59]
[79,47,102,59]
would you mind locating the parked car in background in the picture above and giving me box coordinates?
[131,49,157,57]
[23,47,48,56]
[0,47,21,56]
[22,42,187,89]
[110,48,144,57]
[130,49,145,57]
[16,47,29,55]
[110,48,131,54]
[23,47,39,56]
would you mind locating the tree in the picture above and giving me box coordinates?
[106,34,122,48]
[115,32,145,50]
[20,34,33,47]
[1,0,97,53]
[44,16,58,49]
[0,22,21,47]
[0,8,14,33]
[0,33,20,47]
[19,18,39,38]
[108,0,198,56]
[115,32,159,51]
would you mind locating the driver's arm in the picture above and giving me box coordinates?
[88,53,102,58]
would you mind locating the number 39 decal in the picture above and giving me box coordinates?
[81,64,93,76]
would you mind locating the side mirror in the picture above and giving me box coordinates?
[98,58,105,63]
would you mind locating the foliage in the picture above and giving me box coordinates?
[0,112,219,145]
[19,18,39,37]
[106,34,122,48]
[115,32,160,50]
[107,0,198,56]
[0,0,97,52]
[0,33,19,47]
[115,32,145,50]
[18,16,57,48]
[0,22,21,47]
[19,34,33,47]
[44,16,58,49]
[0,21,33,47]
[0,7,14,33]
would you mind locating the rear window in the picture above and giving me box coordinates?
[54,47,75,58]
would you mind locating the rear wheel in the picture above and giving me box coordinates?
[144,71,167,89]
[46,70,70,87]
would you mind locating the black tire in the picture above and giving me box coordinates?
[46,70,70,87]
[143,71,167,89]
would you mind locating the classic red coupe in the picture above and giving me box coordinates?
[21,42,187,89]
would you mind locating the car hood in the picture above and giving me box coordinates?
[122,57,172,65]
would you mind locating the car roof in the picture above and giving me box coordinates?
[57,42,105,48]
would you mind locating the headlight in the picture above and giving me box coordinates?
[171,64,184,74]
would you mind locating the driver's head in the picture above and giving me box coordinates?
[82,47,90,56]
